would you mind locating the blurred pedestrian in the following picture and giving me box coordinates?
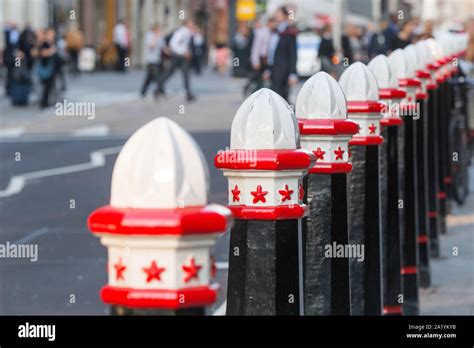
[37,28,58,108]
[140,23,165,98]
[243,17,274,96]
[367,21,388,59]
[267,6,298,101]
[384,13,400,52]
[159,20,196,101]
[318,24,337,75]
[65,23,84,76]
[342,24,364,63]
[389,19,415,51]
[3,22,20,96]
[231,22,252,77]
[191,26,206,75]
[18,24,36,71]
[113,19,130,72]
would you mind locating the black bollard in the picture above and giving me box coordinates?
[295,72,359,315]
[215,88,315,315]
[339,62,385,315]
[368,54,407,315]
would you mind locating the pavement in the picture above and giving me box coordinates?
[0,68,473,315]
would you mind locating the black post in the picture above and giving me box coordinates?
[340,62,385,316]
[437,77,448,235]
[401,99,420,315]
[415,92,431,288]
[426,83,441,258]
[296,72,358,316]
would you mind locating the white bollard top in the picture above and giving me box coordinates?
[403,45,421,76]
[388,49,409,80]
[110,117,209,209]
[230,88,299,150]
[367,55,398,90]
[339,62,384,146]
[295,71,358,174]
[339,62,379,102]
[415,41,431,68]
[296,71,347,120]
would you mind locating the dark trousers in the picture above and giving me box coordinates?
[271,75,290,101]
[40,77,54,107]
[68,49,80,75]
[115,44,127,71]
[244,63,266,94]
[141,63,163,96]
[160,55,192,98]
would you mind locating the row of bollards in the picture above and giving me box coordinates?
[87,33,468,315]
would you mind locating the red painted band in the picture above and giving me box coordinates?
[438,192,447,200]
[379,88,406,100]
[399,78,422,88]
[298,119,359,136]
[427,62,440,71]
[416,70,431,79]
[101,285,217,309]
[444,176,452,184]
[426,83,437,90]
[437,75,447,84]
[383,305,403,315]
[401,266,417,275]
[214,149,315,171]
[416,92,428,100]
[229,204,308,220]
[380,117,403,127]
[88,205,231,236]
[418,235,428,244]
[349,136,384,146]
[308,162,353,174]
[428,211,438,218]
[347,101,385,114]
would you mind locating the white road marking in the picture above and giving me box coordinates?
[72,124,110,137]
[213,300,227,316]
[215,261,228,270]
[0,146,122,198]
[13,227,49,244]
[0,127,25,138]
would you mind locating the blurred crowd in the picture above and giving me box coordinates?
[2,6,474,109]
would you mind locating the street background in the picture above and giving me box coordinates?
[0,0,473,315]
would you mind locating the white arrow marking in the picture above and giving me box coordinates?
[0,146,122,198]
[72,124,110,137]
[0,127,25,138]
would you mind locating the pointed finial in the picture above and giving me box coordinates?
[339,62,380,102]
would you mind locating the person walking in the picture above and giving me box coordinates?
[37,28,57,108]
[389,19,415,51]
[191,26,205,75]
[267,6,298,101]
[65,23,84,76]
[243,17,274,96]
[113,19,130,72]
[159,20,196,101]
[140,23,165,98]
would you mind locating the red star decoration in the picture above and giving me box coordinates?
[114,258,126,281]
[251,185,268,203]
[314,147,325,160]
[182,257,202,283]
[210,255,217,279]
[142,261,165,283]
[231,185,241,202]
[334,146,344,160]
[278,184,294,202]
[368,123,377,134]
[299,183,304,201]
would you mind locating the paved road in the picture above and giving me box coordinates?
[0,133,230,315]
